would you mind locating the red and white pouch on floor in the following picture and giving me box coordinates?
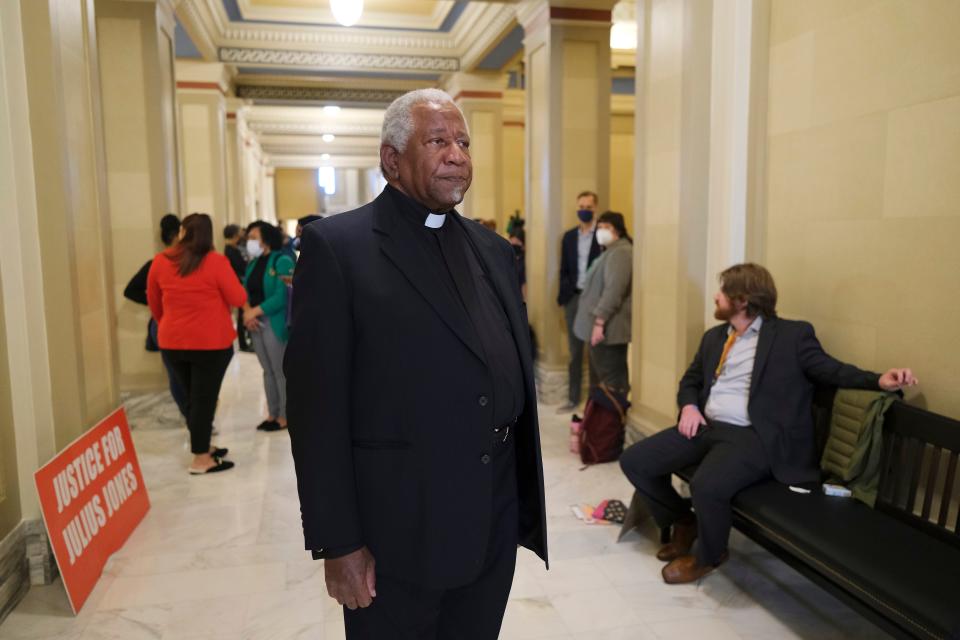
[569,414,583,454]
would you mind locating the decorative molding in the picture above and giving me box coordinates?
[236,85,405,105]
[453,90,504,101]
[220,27,459,52]
[220,47,459,73]
[551,8,613,22]
[248,121,382,137]
[176,80,227,96]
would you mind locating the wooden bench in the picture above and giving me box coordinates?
[618,392,960,640]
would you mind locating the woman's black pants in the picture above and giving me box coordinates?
[162,348,233,454]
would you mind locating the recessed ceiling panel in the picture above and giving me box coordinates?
[236,0,460,30]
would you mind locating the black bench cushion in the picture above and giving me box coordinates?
[733,480,960,640]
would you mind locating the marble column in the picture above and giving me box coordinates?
[517,0,615,403]
[626,0,770,440]
[447,72,506,232]
[501,88,526,229]
[0,0,119,600]
[175,61,230,248]
[241,125,264,225]
[260,165,277,223]
[95,0,180,392]
[224,98,249,226]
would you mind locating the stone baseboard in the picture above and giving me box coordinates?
[0,519,57,625]
[534,362,568,405]
[25,520,56,586]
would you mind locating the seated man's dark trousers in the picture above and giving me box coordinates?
[619,421,771,565]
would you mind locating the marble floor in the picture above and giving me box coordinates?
[0,352,888,640]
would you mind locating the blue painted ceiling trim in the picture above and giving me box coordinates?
[222,0,467,33]
[175,17,203,59]
[611,76,636,95]
[476,24,522,71]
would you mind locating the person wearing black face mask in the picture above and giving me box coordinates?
[556,190,602,413]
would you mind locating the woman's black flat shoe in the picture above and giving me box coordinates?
[256,420,278,431]
[189,457,235,475]
[210,447,228,458]
[261,422,286,432]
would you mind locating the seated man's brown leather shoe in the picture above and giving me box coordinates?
[656,515,698,562]
[661,552,728,584]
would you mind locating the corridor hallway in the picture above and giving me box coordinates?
[0,352,885,639]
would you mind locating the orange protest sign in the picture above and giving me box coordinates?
[34,407,150,613]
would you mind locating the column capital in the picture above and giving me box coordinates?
[175,60,233,97]
[516,0,619,33]
[444,72,507,104]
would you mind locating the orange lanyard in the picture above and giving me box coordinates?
[714,331,738,378]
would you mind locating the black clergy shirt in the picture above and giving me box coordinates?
[313,186,526,562]
[387,184,525,428]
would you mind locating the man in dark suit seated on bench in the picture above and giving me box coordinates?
[620,263,917,584]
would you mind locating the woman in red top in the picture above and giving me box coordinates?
[148,213,247,474]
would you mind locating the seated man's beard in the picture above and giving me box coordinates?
[714,305,733,321]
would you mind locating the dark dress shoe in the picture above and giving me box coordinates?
[188,457,235,475]
[210,447,228,458]
[662,552,728,584]
[256,420,279,431]
[261,421,287,432]
[656,515,698,561]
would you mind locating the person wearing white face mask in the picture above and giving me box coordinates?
[573,211,634,395]
[242,221,295,432]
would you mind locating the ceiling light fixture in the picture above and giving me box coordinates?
[321,153,331,160]
[330,0,363,27]
[610,21,637,50]
[323,105,341,115]
[322,134,335,142]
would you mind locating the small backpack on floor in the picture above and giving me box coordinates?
[579,384,629,465]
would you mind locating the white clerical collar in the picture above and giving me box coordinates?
[424,213,446,228]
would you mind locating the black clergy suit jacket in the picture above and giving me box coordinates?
[284,189,548,590]
[677,317,882,485]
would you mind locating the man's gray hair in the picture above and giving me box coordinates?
[380,88,464,153]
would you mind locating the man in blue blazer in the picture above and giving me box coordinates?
[556,191,602,412]
[285,89,547,639]
[620,263,917,584]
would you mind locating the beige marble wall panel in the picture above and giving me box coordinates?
[882,96,960,220]
[468,110,497,223]
[501,125,525,222]
[181,102,217,215]
[609,130,634,229]
[275,168,321,220]
[638,214,679,419]
[766,0,960,418]
[525,43,551,350]
[560,40,600,221]
[644,146,681,227]
[769,0,880,46]
[645,76,681,154]
[178,92,229,244]
[648,0,682,82]
[0,274,22,537]
[767,113,887,224]
[20,0,119,447]
[766,32,814,135]
[808,0,960,127]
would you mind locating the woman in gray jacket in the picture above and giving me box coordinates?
[573,211,633,394]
